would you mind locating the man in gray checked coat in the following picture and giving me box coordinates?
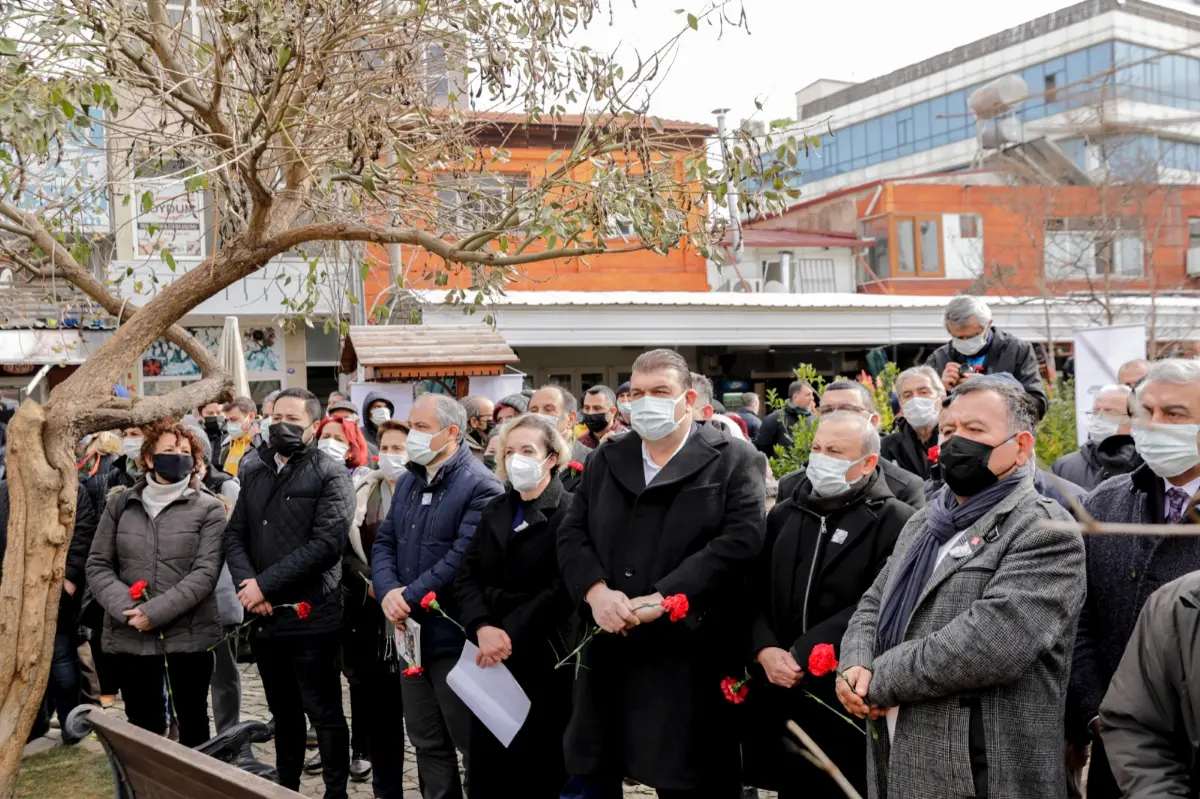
[837,376,1086,799]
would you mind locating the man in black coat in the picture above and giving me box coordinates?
[754,379,815,457]
[224,388,356,799]
[1052,384,1142,491]
[1069,359,1200,799]
[880,366,945,481]
[0,479,97,742]
[745,412,913,798]
[557,348,765,798]
[779,380,926,510]
[925,295,1048,419]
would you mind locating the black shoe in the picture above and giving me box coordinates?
[234,749,279,783]
[265,718,276,740]
[303,749,322,774]
[349,753,372,782]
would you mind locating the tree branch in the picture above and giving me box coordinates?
[72,371,232,435]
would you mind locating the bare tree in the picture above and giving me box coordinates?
[0,0,800,788]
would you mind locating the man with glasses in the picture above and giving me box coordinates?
[779,381,925,509]
[1051,385,1142,491]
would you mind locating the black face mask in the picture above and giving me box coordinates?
[203,416,225,435]
[152,454,194,484]
[483,454,497,472]
[939,434,1015,496]
[270,422,307,456]
[581,412,612,436]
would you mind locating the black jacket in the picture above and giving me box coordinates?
[736,407,763,439]
[754,404,814,457]
[1099,571,1200,798]
[1051,435,1143,492]
[224,441,356,637]
[926,326,1049,418]
[778,457,926,511]
[745,468,913,793]
[557,423,766,790]
[104,455,139,495]
[361,390,395,453]
[880,417,938,481]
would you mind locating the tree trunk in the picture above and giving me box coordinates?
[0,400,78,799]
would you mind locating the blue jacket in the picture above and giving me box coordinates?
[372,442,503,656]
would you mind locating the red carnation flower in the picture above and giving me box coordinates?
[295,601,311,620]
[568,460,584,472]
[660,594,689,623]
[927,444,939,464]
[402,665,424,677]
[808,643,838,677]
[421,591,438,612]
[129,580,148,601]
[720,676,749,705]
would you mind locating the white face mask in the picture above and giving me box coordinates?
[1088,415,1123,444]
[902,397,939,429]
[1132,422,1200,479]
[318,438,349,463]
[370,406,392,424]
[618,402,632,418]
[532,413,563,432]
[377,452,408,480]
[122,437,144,462]
[951,330,989,356]
[630,395,685,442]
[406,428,447,466]
[259,418,271,440]
[807,452,867,496]
[506,453,550,492]
[226,422,245,440]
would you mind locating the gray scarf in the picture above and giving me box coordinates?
[876,465,1029,654]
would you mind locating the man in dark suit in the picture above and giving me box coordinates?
[557,348,765,799]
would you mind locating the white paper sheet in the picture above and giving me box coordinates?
[445,641,531,748]
[394,617,421,669]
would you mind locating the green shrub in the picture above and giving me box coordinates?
[1036,378,1078,469]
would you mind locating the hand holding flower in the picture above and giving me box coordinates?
[122,607,152,632]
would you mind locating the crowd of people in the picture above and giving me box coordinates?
[2,293,1200,799]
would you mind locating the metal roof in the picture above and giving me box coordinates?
[340,324,519,380]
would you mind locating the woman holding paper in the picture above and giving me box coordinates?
[454,414,575,798]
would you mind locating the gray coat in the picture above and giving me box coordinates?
[86,478,227,656]
[840,476,1087,799]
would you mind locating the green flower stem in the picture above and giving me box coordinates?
[160,632,178,725]
[803,690,865,735]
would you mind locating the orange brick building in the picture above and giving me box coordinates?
[363,113,714,313]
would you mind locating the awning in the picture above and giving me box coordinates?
[0,329,89,366]
[719,229,873,249]
[340,324,519,380]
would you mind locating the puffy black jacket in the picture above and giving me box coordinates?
[361,390,395,452]
[1051,435,1143,492]
[754,404,814,457]
[925,326,1048,418]
[880,418,938,481]
[224,442,356,637]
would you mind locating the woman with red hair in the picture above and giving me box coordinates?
[314,416,371,483]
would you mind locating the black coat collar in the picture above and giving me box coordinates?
[604,422,725,496]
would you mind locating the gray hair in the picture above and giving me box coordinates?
[583,384,617,409]
[948,375,1038,435]
[822,379,876,413]
[740,392,759,410]
[460,395,492,419]
[895,366,946,398]
[631,348,693,393]
[1094,384,1132,407]
[494,414,572,481]
[818,410,881,456]
[1139,358,1200,395]
[690,373,714,408]
[416,393,468,440]
[944,295,993,328]
[262,389,281,413]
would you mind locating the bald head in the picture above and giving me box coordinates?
[1118,359,1151,388]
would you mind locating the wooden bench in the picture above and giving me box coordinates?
[64,706,299,799]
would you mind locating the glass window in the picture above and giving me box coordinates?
[865,118,882,159]
[919,219,940,274]
[1189,218,1200,248]
[1090,43,1114,77]
[896,107,913,145]
[881,112,897,150]
[913,101,931,144]
[1044,72,1059,104]
[931,95,949,146]
[851,123,867,169]
[1065,49,1089,87]
[896,218,916,273]
[862,218,889,280]
[946,90,967,134]
[959,215,980,238]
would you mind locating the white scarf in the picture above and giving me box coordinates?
[140,477,192,519]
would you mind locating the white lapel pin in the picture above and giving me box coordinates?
[831,529,849,545]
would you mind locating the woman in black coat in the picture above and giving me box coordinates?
[454,414,575,799]
[744,442,914,799]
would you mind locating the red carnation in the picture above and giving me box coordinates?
[295,601,311,620]
[927,444,939,464]
[720,676,749,705]
[402,665,424,677]
[568,460,584,472]
[808,643,838,677]
[421,591,438,612]
[129,580,148,601]
[660,594,689,623]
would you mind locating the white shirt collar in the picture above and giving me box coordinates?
[1164,475,1200,501]
[641,424,691,486]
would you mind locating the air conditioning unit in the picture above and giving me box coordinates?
[1188,247,1200,278]
[724,277,763,293]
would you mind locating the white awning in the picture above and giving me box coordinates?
[418,290,1200,347]
[0,329,90,365]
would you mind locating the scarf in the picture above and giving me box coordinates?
[876,464,1029,654]
[224,436,250,477]
[140,477,192,520]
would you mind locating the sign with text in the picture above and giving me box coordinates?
[1073,324,1145,446]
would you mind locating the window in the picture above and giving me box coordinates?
[437,174,529,233]
[1190,218,1200,249]
[959,215,980,238]
[861,218,889,281]
[1044,217,1144,279]
[608,215,635,238]
[425,44,450,101]
[896,219,916,273]
[919,219,942,274]
[1044,73,1059,104]
[891,216,942,276]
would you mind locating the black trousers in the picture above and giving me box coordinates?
[253,633,350,799]
[565,776,741,799]
[114,651,214,747]
[342,602,406,799]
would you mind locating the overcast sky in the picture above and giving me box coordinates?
[573,0,1089,128]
